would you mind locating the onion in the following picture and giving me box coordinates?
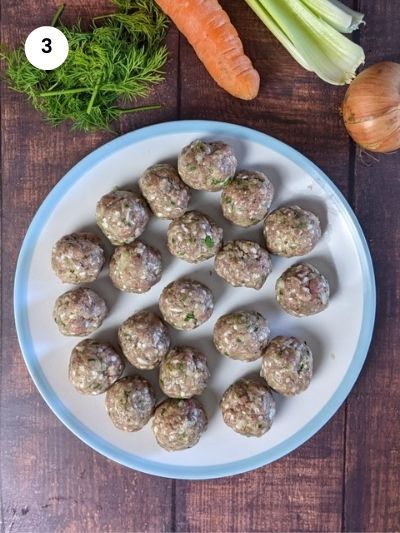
[341,62,400,153]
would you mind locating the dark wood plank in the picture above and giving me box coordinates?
[344,2,400,530]
[0,1,178,531]
[176,0,352,531]
[176,416,345,533]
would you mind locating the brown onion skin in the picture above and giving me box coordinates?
[342,62,400,153]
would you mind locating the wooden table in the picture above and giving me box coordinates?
[1,1,399,531]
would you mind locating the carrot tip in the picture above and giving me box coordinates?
[155,0,260,101]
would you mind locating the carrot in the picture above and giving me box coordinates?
[155,0,260,100]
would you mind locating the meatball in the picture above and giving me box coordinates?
[159,279,214,330]
[69,339,124,395]
[51,232,105,284]
[96,190,150,245]
[178,139,237,192]
[261,336,313,396]
[109,241,162,293]
[220,378,276,437]
[139,163,191,219]
[276,262,330,317]
[263,205,321,257]
[167,210,223,263]
[215,240,272,289]
[152,398,208,451]
[213,311,270,362]
[221,170,274,227]
[53,288,107,336]
[159,346,210,398]
[118,311,170,370]
[106,376,155,431]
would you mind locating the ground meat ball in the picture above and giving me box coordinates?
[178,140,237,192]
[152,398,208,451]
[159,346,210,398]
[221,170,274,227]
[53,288,108,336]
[69,339,124,395]
[167,210,223,263]
[220,378,276,437]
[139,163,191,219]
[159,279,214,330]
[105,376,155,431]
[263,205,321,257]
[215,240,272,289]
[261,336,313,396]
[96,190,150,245]
[276,262,330,317]
[213,311,270,362]
[109,241,162,293]
[118,311,170,369]
[51,232,105,284]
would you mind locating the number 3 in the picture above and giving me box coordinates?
[42,38,52,54]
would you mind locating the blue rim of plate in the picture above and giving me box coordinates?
[14,120,376,479]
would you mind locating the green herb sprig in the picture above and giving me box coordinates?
[0,0,168,131]
[204,235,214,249]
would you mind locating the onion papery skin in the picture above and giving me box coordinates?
[342,62,400,153]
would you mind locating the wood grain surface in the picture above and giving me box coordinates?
[343,3,400,532]
[1,0,399,532]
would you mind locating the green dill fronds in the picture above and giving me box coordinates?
[0,0,168,131]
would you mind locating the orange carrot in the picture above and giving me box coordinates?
[155,0,260,100]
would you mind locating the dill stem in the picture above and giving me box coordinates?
[40,87,158,98]
[87,79,101,114]
[39,87,92,97]
[92,14,116,22]
[116,104,161,114]
[47,81,60,91]
[117,20,123,40]
[51,4,65,27]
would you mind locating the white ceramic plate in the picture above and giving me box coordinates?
[14,120,375,479]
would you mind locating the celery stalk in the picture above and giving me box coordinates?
[243,0,311,71]
[245,0,365,85]
[300,0,364,33]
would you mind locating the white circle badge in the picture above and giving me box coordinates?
[24,26,69,70]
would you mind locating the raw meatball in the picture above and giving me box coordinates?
[159,279,214,330]
[220,378,276,437]
[53,288,107,336]
[152,398,208,451]
[51,232,105,284]
[69,339,124,395]
[106,376,155,431]
[178,139,237,192]
[139,163,191,219]
[215,240,272,289]
[118,311,170,369]
[276,262,330,317]
[167,210,223,263]
[261,336,313,396]
[96,190,150,245]
[263,205,321,257]
[109,241,162,293]
[213,311,270,362]
[159,346,210,398]
[221,170,274,227]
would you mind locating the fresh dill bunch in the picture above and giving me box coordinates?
[0,0,168,131]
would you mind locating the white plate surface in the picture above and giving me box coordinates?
[14,120,375,479]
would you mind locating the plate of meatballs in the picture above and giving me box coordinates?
[14,120,375,479]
